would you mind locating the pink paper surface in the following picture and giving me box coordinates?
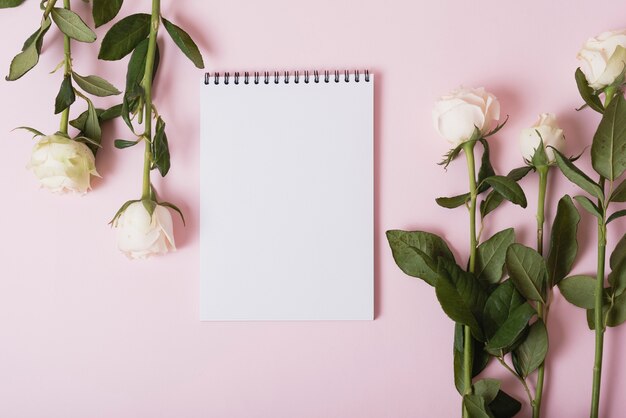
[0,1,624,417]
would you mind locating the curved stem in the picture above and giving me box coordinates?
[462,141,479,418]
[59,0,71,134]
[533,165,549,418]
[140,0,160,199]
[497,356,534,407]
[43,0,58,20]
[591,176,607,418]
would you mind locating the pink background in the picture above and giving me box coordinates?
[0,0,625,417]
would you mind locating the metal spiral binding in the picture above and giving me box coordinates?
[204,70,371,85]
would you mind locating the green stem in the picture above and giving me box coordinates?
[462,141,479,418]
[140,0,160,199]
[591,176,607,418]
[533,165,549,418]
[59,0,71,134]
[497,356,534,407]
[43,0,58,20]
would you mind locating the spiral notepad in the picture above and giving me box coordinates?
[200,70,374,321]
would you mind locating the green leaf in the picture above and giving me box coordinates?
[13,126,45,138]
[481,167,532,218]
[506,243,548,303]
[84,99,102,145]
[100,104,123,121]
[0,0,25,8]
[386,230,455,286]
[151,116,170,176]
[477,139,496,194]
[488,390,522,418]
[436,193,470,209]
[114,139,138,149]
[109,199,139,225]
[120,92,138,133]
[575,67,604,113]
[607,291,626,327]
[23,17,53,55]
[435,258,487,341]
[591,93,626,181]
[141,198,156,217]
[72,72,121,97]
[463,394,494,418]
[558,275,597,309]
[610,234,626,270]
[51,8,96,43]
[483,176,527,208]
[574,195,603,219]
[610,178,626,202]
[485,302,535,354]
[475,228,515,285]
[7,33,41,80]
[454,323,490,395]
[54,75,75,114]
[70,104,122,132]
[547,195,580,286]
[74,135,102,148]
[553,148,604,200]
[125,37,160,91]
[7,17,52,81]
[162,17,205,69]
[483,280,526,340]
[159,201,186,225]
[92,0,123,28]
[98,13,151,60]
[69,109,96,131]
[120,38,160,130]
[439,133,475,169]
[512,320,548,378]
[484,116,509,138]
[473,379,501,404]
[609,258,626,297]
[607,209,626,224]
[586,289,612,330]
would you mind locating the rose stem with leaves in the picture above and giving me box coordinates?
[589,87,616,418]
[141,0,160,200]
[461,140,479,418]
[59,0,71,134]
[590,177,606,418]
[38,0,72,132]
[532,164,549,418]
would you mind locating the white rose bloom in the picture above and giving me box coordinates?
[578,29,626,90]
[28,134,99,193]
[519,113,565,163]
[115,202,176,259]
[433,87,500,147]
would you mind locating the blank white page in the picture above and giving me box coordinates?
[200,71,374,321]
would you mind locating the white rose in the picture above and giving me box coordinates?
[578,29,626,90]
[519,113,565,164]
[432,87,500,147]
[115,202,176,259]
[28,134,99,193]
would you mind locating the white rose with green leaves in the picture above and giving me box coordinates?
[519,113,565,164]
[115,201,176,259]
[578,30,626,90]
[432,87,500,147]
[28,134,99,193]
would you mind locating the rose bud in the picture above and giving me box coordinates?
[28,134,100,194]
[432,87,500,147]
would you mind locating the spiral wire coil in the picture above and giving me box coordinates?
[204,70,371,85]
